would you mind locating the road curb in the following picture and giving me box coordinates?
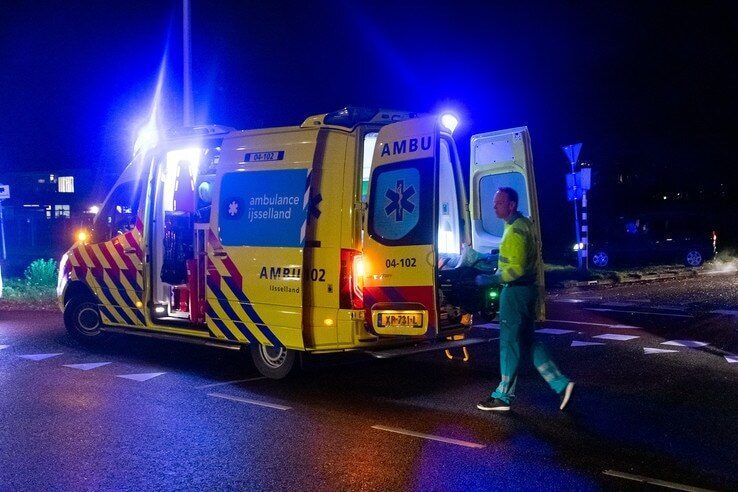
[558,268,701,290]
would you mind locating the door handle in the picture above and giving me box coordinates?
[124,248,137,254]
[212,250,227,257]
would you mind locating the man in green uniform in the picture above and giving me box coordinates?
[476,187,574,412]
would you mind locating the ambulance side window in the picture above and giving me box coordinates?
[367,159,433,246]
[94,181,142,240]
[479,172,529,237]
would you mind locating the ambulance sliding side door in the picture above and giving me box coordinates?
[469,127,545,304]
[363,116,440,337]
[206,139,314,350]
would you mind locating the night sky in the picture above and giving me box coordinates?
[1,1,736,252]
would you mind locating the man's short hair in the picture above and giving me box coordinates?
[497,187,519,206]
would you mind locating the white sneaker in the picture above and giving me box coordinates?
[559,382,575,410]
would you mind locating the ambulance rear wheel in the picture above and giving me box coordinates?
[64,298,110,345]
[250,344,297,379]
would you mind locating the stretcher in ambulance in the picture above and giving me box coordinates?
[57,107,540,378]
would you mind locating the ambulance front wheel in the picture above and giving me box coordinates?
[64,298,110,345]
[250,344,298,379]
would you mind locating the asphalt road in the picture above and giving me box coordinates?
[1,272,737,491]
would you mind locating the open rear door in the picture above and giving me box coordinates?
[363,116,439,336]
[469,127,545,312]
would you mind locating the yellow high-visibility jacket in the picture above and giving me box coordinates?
[497,212,539,284]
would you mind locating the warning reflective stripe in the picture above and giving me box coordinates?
[207,302,239,341]
[205,315,229,340]
[204,230,284,347]
[87,245,143,325]
[221,276,282,347]
[98,242,141,292]
[207,278,263,344]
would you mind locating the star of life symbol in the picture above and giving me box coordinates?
[228,200,239,216]
[385,179,415,222]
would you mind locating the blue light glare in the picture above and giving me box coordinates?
[440,113,459,133]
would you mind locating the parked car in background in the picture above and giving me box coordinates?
[583,213,717,268]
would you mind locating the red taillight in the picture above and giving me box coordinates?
[340,249,364,309]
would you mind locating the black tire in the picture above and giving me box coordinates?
[591,250,610,268]
[64,298,110,345]
[250,344,298,379]
[684,249,704,267]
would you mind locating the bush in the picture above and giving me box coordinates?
[24,258,58,287]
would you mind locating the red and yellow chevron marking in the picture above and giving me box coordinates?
[68,218,145,326]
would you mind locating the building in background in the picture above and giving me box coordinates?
[0,170,117,275]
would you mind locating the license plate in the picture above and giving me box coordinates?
[376,312,424,328]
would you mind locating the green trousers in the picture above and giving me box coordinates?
[491,284,569,404]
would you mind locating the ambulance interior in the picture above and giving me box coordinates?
[150,145,219,325]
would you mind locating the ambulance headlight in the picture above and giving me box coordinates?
[440,113,459,134]
[57,253,69,298]
[572,242,584,251]
[76,229,90,244]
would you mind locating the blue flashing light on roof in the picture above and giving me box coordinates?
[440,113,459,133]
[134,118,159,156]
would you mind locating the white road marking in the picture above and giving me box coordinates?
[724,355,738,364]
[650,305,687,312]
[661,340,708,348]
[208,392,291,410]
[196,377,266,389]
[602,469,712,491]
[644,348,679,355]
[593,334,640,341]
[18,353,63,361]
[63,362,111,371]
[586,308,693,318]
[0,345,9,350]
[371,425,486,449]
[546,319,640,329]
[116,372,166,382]
[477,323,500,330]
[710,309,738,315]
[552,298,587,303]
[536,328,575,335]
[571,341,605,347]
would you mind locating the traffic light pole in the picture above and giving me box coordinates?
[571,163,582,270]
[581,190,588,271]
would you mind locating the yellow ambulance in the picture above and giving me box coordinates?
[57,107,540,378]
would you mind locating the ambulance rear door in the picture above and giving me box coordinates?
[469,127,545,292]
[363,116,439,337]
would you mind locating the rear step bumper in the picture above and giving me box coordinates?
[366,336,498,359]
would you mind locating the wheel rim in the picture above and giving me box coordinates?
[259,345,287,368]
[686,250,702,266]
[593,252,608,267]
[77,305,100,335]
